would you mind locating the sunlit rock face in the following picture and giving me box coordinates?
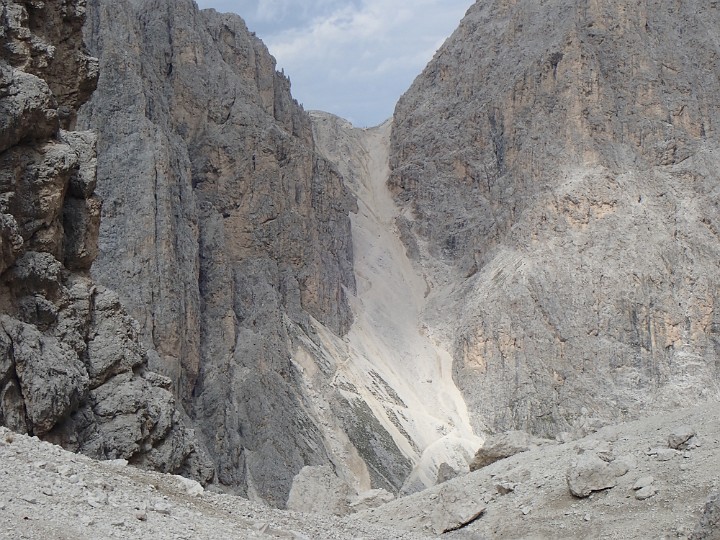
[389,0,720,436]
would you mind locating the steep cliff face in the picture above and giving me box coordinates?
[0,0,210,479]
[78,0,359,505]
[390,0,720,436]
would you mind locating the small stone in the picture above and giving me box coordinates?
[4,433,14,444]
[678,436,701,451]
[87,491,109,507]
[584,513,591,521]
[254,522,270,533]
[633,476,655,490]
[436,462,459,485]
[152,501,172,515]
[608,460,630,478]
[58,465,75,477]
[172,475,204,497]
[654,449,677,461]
[635,486,658,500]
[429,483,487,534]
[135,511,147,521]
[495,482,516,495]
[521,506,531,516]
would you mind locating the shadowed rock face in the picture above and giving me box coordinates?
[390,0,720,436]
[0,0,212,480]
[78,0,357,505]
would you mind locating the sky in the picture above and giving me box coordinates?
[194,0,473,127]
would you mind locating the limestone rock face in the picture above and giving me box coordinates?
[78,0,357,505]
[389,0,720,436]
[0,0,211,482]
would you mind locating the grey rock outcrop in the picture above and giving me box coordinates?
[78,0,364,505]
[692,493,720,540]
[0,0,210,481]
[389,0,720,437]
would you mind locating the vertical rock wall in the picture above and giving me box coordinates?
[0,0,211,480]
[79,0,358,505]
[390,0,720,436]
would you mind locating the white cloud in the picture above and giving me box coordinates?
[195,0,473,126]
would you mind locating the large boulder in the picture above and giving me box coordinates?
[470,431,550,471]
[286,466,352,516]
[668,425,698,450]
[566,452,628,498]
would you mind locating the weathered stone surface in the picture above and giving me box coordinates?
[668,425,698,450]
[635,486,658,501]
[429,483,486,534]
[389,0,720,438]
[349,489,395,513]
[470,430,549,471]
[0,68,58,153]
[566,453,619,498]
[0,0,211,484]
[1,0,98,128]
[76,0,371,506]
[633,476,654,491]
[436,462,459,485]
[286,465,352,516]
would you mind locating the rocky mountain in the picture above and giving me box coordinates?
[389,0,720,436]
[3,0,720,530]
[77,0,418,507]
[0,0,210,479]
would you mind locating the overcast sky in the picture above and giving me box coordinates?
[194,0,473,127]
